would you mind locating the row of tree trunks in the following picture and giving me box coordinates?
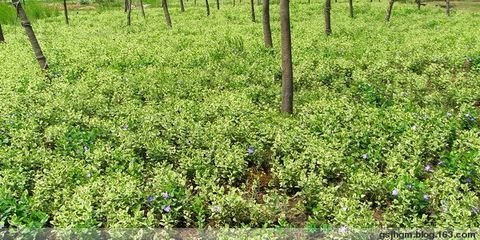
[63,0,69,24]
[280,0,293,114]
[127,0,132,25]
[0,24,4,43]
[12,0,48,69]
[162,0,172,27]
[206,0,210,15]
[262,0,272,48]
[250,0,256,22]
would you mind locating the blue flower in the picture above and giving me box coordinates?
[147,195,156,202]
[163,205,171,213]
[425,164,433,172]
[465,177,472,184]
[392,189,399,197]
[247,146,255,155]
[161,192,169,200]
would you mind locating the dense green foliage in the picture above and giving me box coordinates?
[0,1,479,230]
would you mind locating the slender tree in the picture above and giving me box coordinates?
[140,0,146,18]
[445,0,450,16]
[0,24,5,43]
[12,0,48,69]
[205,0,210,15]
[250,0,256,22]
[124,0,128,12]
[280,0,293,114]
[180,0,185,12]
[348,0,353,18]
[324,0,331,35]
[63,0,69,24]
[415,0,421,9]
[162,0,172,27]
[385,0,394,21]
[216,0,220,9]
[127,0,132,25]
[262,0,272,48]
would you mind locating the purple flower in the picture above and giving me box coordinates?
[163,205,171,213]
[147,195,156,202]
[247,146,255,155]
[361,153,368,160]
[472,207,479,215]
[338,226,348,233]
[392,189,399,197]
[425,164,433,172]
[161,192,169,199]
[423,194,430,201]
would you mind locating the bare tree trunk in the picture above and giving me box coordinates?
[216,0,220,9]
[324,0,331,35]
[0,24,4,43]
[415,0,420,9]
[348,0,353,18]
[280,0,293,114]
[140,0,146,18]
[250,0,256,22]
[12,0,48,69]
[125,0,128,12]
[162,0,172,27]
[205,0,210,15]
[385,0,394,21]
[445,0,450,16]
[127,0,132,25]
[180,0,185,11]
[63,0,69,24]
[262,0,272,48]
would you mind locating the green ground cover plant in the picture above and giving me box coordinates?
[0,1,479,230]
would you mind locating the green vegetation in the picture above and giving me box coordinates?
[0,0,479,231]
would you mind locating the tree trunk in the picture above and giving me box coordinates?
[324,0,331,35]
[0,24,4,43]
[162,0,172,27]
[63,0,69,24]
[250,0,256,22]
[348,0,353,18]
[262,0,272,48]
[416,0,420,9]
[125,0,128,12]
[216,0,220,9]
[385,0,394,21]
[140,0,146,18]
[233,0,235,7]
[205,0,210,15]
[180,0,185,12]
[12,0,48,69]
[127,0,132,25]
[194,0,196,5]
[280,0,293,114]
[445,0,450,16]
